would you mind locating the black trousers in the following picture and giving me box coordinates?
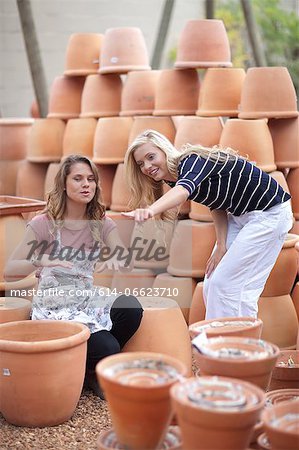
[86,295,143,370]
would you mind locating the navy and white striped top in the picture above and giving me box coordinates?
[166,153,291,216]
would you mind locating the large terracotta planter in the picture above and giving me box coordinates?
[258,294,298,349]
[95,165,117,208]
[122,297,192,376]
[0,160,22,195]
[163,183,190,217]
[189,202,213,222]
[153,69,200,116]
[0,298,31,324]
[152,273,196,323]
[189,316,263,340]
[174,116,223,150]
[105,210,135,248]
[262,399,299,450]
[238,67,298,119]
[128,116,176,144]
[287,168,299,219]
[111,268,155,295]
[48,76,85,120]
[189,281,206,325]
[120,70,160,116]
[96,351,187,449]
[0,118,33,160]
[44,162,61,199]
[0,274,37,301]
[196,68,246,117]
[167,220,216,278]
[64,33,103,76]
[99,27,151,74]
[16,161,49,200]
[268,350,299,391]
[93,117,133,164]
[193,336,279,390]
[27,118,65,162]
[62,118,97,158]
[219,118,276,172]
[268,118,299,169]
[110,163,131,212]
[0,320,90,426]
[174,19,232,69]
[171,376,265,450]
[80,74,122,118]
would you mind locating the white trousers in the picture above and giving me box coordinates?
[203,201,293,319]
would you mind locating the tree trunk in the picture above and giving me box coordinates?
[240,0,267,66]
[151,0,176,69]
[16,0,48,117]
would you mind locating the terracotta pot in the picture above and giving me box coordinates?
[0,320,90,426]
[95,165,117,208]
[262,234,298,297]
[16,161,49,200]
[0,298,31,324]
[189,316,263,341]
[62,118,97,158]
[110,163,131,212]
[80,74,122,118]
[258,294,298,349]
[171,376,265,450]
[0,274,37,301]
[27,118,65,162]
[64,33,103,76]
[96,351,187,449]
[268,118,299,169]
[219,118,276,172]
[99,27,151,74]
[189,281,206,325]
[105,211,135,248]
[153,69,200,116]
[129,219,174,270]
[174,19,232,69]
[291,282,299,322]
[152,273,197,323]
[287,168,299,219]
[238,67,299,119]
[120,70,160,116]
[266,388,299,406]
[93,269,114,289]
[167,220,216,278]
[93,117,133,164]
[0,160,22,195]
[48,75,85,119]
[196,68,246,117]
[128,116,176,144]
[96,426,182,450]
[268,350,299,391]
[44,162,61,199]
[193,336,280,390]
[0,213,25,284]
[189,202,213,222]
[174,116,223,150]
[111,268,155,296]
[0,195,45,216]
[0,118,33,160]
[262,399,299,450]
[30,100,40,118]
[122,297,192,376]
[163,183,190,217]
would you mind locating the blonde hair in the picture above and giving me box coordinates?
[43,155,106,242]
[125,129,247,221]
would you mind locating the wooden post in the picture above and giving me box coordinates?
[151,0,176,69]
[16,0,48,117]
[240,0,267,66]
[205,0,215,19]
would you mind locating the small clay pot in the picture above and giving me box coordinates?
[44,163,61,199]
[266,388,299,406]
[27,118,65,162]
[219,118,276,172]
[0,160,22,195]
[93,117,133,164]
[287,168,299,220]
[62,118,97,158]
[189,316,263,340]
[0,118,34,160]
[268,118,299,169]
[153,69,200,116]
[174,116,223,150]
[238,67,299,119]
[175,19,232,69]
[110,163,131,212]
[0,298,31,324]
[196,68,246,117]
[268,350,299,391]
[95,165,117,208]
[48,76,85,120]
[128,116,176,144]
[120,70,160,116]
[80,74,122,118]
[99,27,151,74]
[16,161,49,200]
[64,33,103,76]
[189,281,206,325]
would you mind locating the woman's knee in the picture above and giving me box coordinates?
[112,295,143,320]
[87,330,120,359]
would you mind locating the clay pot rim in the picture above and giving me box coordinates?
[167,266,205,277]
[153,110,197,116]
[0,195,46,215]
[64,69,99,76]
[47,113,79,119]
[266,388,299,405]
[0,298,32,310]
[175,61,232,69]
[0,273,36,291]
[79,112,120,118]
[0,118,34,125]
[262,399,299,437]
[92,157,124,164]
[120,110,154,116]
[196,109,239,116]
[189,316,263,335]
[27,156,61,163]
[99,65,151,75]
[0,320,90,353]
[239,111,299,119]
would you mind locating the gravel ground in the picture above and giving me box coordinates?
[0,389,112,450]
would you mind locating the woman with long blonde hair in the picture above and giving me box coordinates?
[123,129,293,320]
